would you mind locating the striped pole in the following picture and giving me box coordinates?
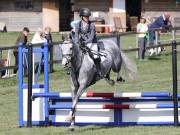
[32,91,171,99]
[103,104,180,109]
[86,91,171,98]
[49,103,180,110]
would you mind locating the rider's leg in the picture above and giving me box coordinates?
[90,43,103,77]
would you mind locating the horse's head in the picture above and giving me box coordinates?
[61,40,73,67]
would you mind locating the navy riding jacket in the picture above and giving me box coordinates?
[74,21,97,45]
[149,16,169,30]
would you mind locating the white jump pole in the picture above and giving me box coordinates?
[32,53,35,84]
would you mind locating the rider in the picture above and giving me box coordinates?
[73,8,102,78]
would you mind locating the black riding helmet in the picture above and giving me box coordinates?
[79,8,91,17]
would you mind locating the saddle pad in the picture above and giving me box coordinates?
[87,53,106,65]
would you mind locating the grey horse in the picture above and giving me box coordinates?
[60,38,137,130]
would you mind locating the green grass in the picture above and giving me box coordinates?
[1,32,180,135]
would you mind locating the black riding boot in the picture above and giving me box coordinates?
[94,58,103,78]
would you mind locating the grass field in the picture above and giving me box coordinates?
[1,32,180,135]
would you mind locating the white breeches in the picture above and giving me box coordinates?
[87,43,99,59]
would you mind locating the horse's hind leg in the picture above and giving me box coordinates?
[114,55,125,83]
[104,69,115,86]
[117,72,125,83]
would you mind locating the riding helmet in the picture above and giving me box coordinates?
[79,8,91,17]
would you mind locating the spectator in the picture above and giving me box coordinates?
[37,26,53,73]
[44,26,52,44]
[0,59,7,78]
[31,28,46,74]
[3,25,7,32]
[0,22,7,32]
[44,26,54,72]
[31,28,46,44]
[148,12,172,55]
[12,27,30,76]
[137,16,148,60]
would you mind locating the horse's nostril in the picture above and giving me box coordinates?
[64,63,69,68]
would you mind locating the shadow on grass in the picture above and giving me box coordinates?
[164,52,173,57]
[147,56,161,60]
[73,125,116,133]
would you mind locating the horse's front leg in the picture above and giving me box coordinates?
[68,77,88,131]
[65,73,78,130]
[67,86,86,131]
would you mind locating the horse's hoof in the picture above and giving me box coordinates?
[66,116,75,122]
[108,79,115,86]
[117,77,125,83]
[68,126,75,131]
[65,116,73,122]
[104,78,115,86]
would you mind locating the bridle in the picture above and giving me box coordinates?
[62,53,72,65]
[62,40,73,66]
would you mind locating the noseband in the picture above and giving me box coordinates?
[62,53,72,65]
[62,40,73,66]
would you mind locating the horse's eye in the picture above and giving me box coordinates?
[70,48,72,50]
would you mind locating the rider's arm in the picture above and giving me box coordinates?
[83,23,96,44]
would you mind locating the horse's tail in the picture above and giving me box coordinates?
[120,50,137,80]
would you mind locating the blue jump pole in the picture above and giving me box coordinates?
[18,42,23,127]
[44,41,49,123]
[33,92,60,98]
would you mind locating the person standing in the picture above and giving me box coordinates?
[137,16,148,59]
[31,28,46,44]
[31,28,46,74]
[148,12,172,55]
[44,26,53,72]
[13,27,30,76]
[0,59,7,78]
[44,26,52,44]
